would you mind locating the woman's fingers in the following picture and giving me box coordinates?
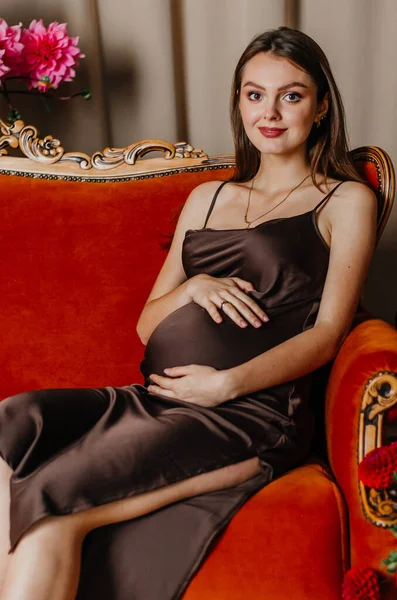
[162,365,193,377]
[202,296,248,327]
[203,293,269,328]
[229,279,269,322]
[202,298,224,324]
[147,385,176,398]
[231,277,255,292]
[221,296,263,327]
[221,301,248,327]
[227,288,269,323]
[149,373,176,389]
[147,373,180,397]
[192,275,269,327]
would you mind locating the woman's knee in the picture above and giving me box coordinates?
[17,513,87,553]
[0,390,43,423]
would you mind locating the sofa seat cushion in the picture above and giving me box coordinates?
[184,461,347,600]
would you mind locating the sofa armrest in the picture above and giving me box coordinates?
[326,318,397,581]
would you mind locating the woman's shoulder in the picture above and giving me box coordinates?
[188,179,249,208]
[184,179,231,214]
[316,176,377,208]
[338,179,376,197]
[177,180,231,231]
[191,179,228,192]
[329,179,377,209]
[188,179,230,201]
[323,179,378,235]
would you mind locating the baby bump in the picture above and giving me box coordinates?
[140,301,308,381]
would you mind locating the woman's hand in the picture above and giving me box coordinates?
[147,365,235,407]
[186,274,269,328]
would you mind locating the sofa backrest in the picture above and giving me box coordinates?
[0,121,394,400]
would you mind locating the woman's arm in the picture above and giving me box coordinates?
[136,181,221,344]
[225,181,378,398]
[148,182,378,406]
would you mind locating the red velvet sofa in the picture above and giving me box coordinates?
[0,120,396,599]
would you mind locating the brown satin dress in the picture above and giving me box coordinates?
[0,180,347,599]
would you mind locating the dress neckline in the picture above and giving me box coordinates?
[184,206,330,252]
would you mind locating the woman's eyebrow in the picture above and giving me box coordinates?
[242,81,309,91]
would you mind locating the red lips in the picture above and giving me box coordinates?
[258,127,287,138]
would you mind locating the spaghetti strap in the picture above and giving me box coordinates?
[313,181,345,212]
[203,180,229,228]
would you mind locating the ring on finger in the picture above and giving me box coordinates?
[220,300,230,311]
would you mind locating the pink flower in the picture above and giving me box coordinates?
[0,19,24,81]
[20,19,85,90]
[0,49,10,82]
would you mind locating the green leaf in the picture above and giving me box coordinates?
[386,561,397,574]
[80,87,92,100]
[7,108,21,124]
[389,525,397,538]
[384,550,397,566]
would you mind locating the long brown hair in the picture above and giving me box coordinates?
[230,26,366,188]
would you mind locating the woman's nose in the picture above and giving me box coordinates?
[263,99,280,121]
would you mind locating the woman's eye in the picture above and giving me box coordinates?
[284,92,302,102]
[247,91,302,103]
[247,91,262,101]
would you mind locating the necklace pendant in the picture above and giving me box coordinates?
[243,172,312,231]
[243,217,251,229]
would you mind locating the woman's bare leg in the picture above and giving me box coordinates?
[0,456,261,600]
[0,458,12,593]
[76,454,261,531]
[0,516,85,600]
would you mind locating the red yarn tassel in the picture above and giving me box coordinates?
[342,567,382,600]
[358,441,397,489]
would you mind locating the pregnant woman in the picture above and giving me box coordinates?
[0,26,377,600]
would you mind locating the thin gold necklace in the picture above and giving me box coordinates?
[244,173,312,228]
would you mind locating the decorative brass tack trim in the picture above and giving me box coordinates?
[0,164,233,183]
[351,146,395,243]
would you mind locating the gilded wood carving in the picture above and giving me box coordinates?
[0,119,209,171]
[359,371,397,527]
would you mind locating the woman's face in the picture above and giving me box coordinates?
[239,52,327,155]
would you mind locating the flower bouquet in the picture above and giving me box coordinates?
[0,18,90,123]
[342,441,397,599]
